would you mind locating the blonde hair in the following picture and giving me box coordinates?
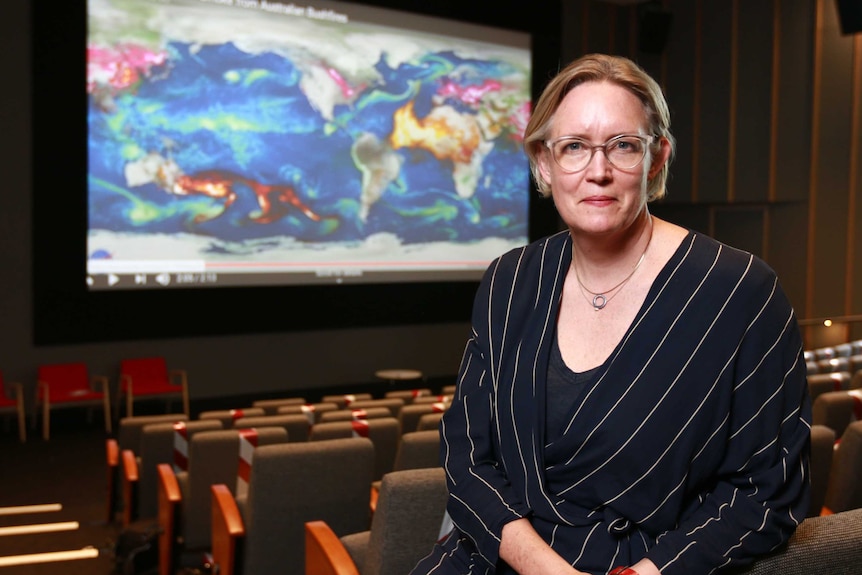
[524,54,675,201]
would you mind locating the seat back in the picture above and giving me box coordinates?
[276,402,340,424]
[393,430,441,472]
[198,407,266,428]
[321,393,373,409]
[120,357,168,387]
[808,425,835,517]
[243,437,374,575]
[347,398,406,418]
[364,467,449,575]
[399,403,448,435]
[117,414,190,453]
[251,397,307,415]
[384,389,432,404]
[232,414,312,442]
[731,508,862,574]
[823,420,862,514]
[807,372,851,404]
[183,427,288,550]
[137,419,223,519]
[417,412,444,432]
[318,407,393,423]
[310,417,401,481]
[812,390,861,439]
[37,362,89,395]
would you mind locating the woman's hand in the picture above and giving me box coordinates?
[499,518,590,575]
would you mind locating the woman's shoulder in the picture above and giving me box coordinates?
[684,231,780,289]
[493,230,570,269]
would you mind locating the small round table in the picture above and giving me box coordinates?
[375,369,424,385]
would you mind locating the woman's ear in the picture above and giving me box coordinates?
[537,145,554,186]
[647,137,672,179]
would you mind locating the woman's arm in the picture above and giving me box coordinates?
[643,276,811,575]
[500,519,588,575]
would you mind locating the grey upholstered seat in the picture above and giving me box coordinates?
[107,413,189,523]
[197,407,265,427]
[250,396,306,415]
[346,398,406,419]
[383,388,433,404]
[310,417,401,481]
[399,403,448,435]
[125,419,222,524]
[232,413,313,442]
[808,424,836,517]
[392,430,441,472]
[823,419,862,514]
[321,393,374,409]
[416,412,444,432]
[319,407,394,423]
[276,402,340,424]
[807,371,851,404]
[812,390,861,439]
[306,467,449,575]
[178,427,288,549]
[210,437,375,575]
[729,508,862,574]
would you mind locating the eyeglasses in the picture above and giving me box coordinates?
[544,134,657,173]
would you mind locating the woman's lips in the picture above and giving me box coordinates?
[582,195,615,206]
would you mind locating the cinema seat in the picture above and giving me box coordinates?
[36,362,111,440]
[118,357,189,419]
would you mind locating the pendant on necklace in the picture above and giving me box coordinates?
[592,294,607,311]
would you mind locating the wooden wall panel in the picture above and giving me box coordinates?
[664,0,698,202]
[733,1,773,203]
[808,0,855,317]
[766,203,809,314]
[585,2,613,55]
[713,207,766,258]
[848,37,862,314]
[774,0,814,202]
[696,1,732,203]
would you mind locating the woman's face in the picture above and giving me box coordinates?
[538,81,666,239]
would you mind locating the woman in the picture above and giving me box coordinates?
[411,54,810,575]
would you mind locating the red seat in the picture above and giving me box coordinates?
[118,357,189,418]
[36,362,111,440]
[0,370,26,442]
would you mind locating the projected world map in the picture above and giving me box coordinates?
[87,0,531,269]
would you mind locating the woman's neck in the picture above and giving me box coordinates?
[570,210,654,278]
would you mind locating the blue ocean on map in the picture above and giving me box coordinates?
[88,35,531,254]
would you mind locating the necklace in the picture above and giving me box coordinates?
[572,216,653,311]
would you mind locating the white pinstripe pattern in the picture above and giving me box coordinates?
[414,232,810,575]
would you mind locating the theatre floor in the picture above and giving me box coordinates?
[0,415,122,575]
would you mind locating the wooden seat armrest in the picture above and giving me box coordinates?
[370,484,379,514]
[211,484,245,575]
[121,449,139,527]
[158,464,182,575]
[122,449,139,482]
[106,439,119,522]
[106,439,119,468]
[305,520,361,575]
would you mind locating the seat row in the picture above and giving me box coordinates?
[0,356,188,441]
[106,402,449,575]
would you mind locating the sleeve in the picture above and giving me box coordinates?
[439,258,533,569]
[645,272,812,575]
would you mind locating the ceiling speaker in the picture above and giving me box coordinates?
[836,0,862,35]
